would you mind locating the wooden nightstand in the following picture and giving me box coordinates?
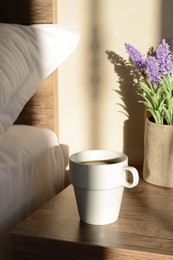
[10,180,173,259]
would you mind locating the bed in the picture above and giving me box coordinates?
[0,1,79,259]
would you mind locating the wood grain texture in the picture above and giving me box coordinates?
[0,0,58,132]
[15,72,57,131]
[0,0,54,24]
[10,180,173,259]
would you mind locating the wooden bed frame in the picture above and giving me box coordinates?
[0,0,58,133]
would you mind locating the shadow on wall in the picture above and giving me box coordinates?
[87,0,103,149]
[161,0,173,51]
[105,50,144,164]
[83,0,173,163]
[87,1,145,163]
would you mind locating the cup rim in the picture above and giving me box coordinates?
[69,150,127,165]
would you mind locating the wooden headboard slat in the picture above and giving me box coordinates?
[15,72,56,131]
[0,0,54,24]
[0,0,58,133]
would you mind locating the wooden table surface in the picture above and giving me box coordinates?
[10,179,173,260]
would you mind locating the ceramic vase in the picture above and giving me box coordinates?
[143,117,173,187]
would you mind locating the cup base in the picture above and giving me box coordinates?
[73,186,124,225]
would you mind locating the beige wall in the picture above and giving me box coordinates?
[58,0,172,167]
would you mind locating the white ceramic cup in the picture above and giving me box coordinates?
[69,150,139,225]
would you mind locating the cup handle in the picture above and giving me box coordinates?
[122,166,139,188]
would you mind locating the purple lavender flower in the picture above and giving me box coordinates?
[156,39,172,74]
[125,43,146,69]
[123,40,173,124]
[146,56,161,84]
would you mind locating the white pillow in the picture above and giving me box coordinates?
[0,23,80,138]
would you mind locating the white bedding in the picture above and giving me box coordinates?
[0,23,79,139]
[0,125,64,259]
